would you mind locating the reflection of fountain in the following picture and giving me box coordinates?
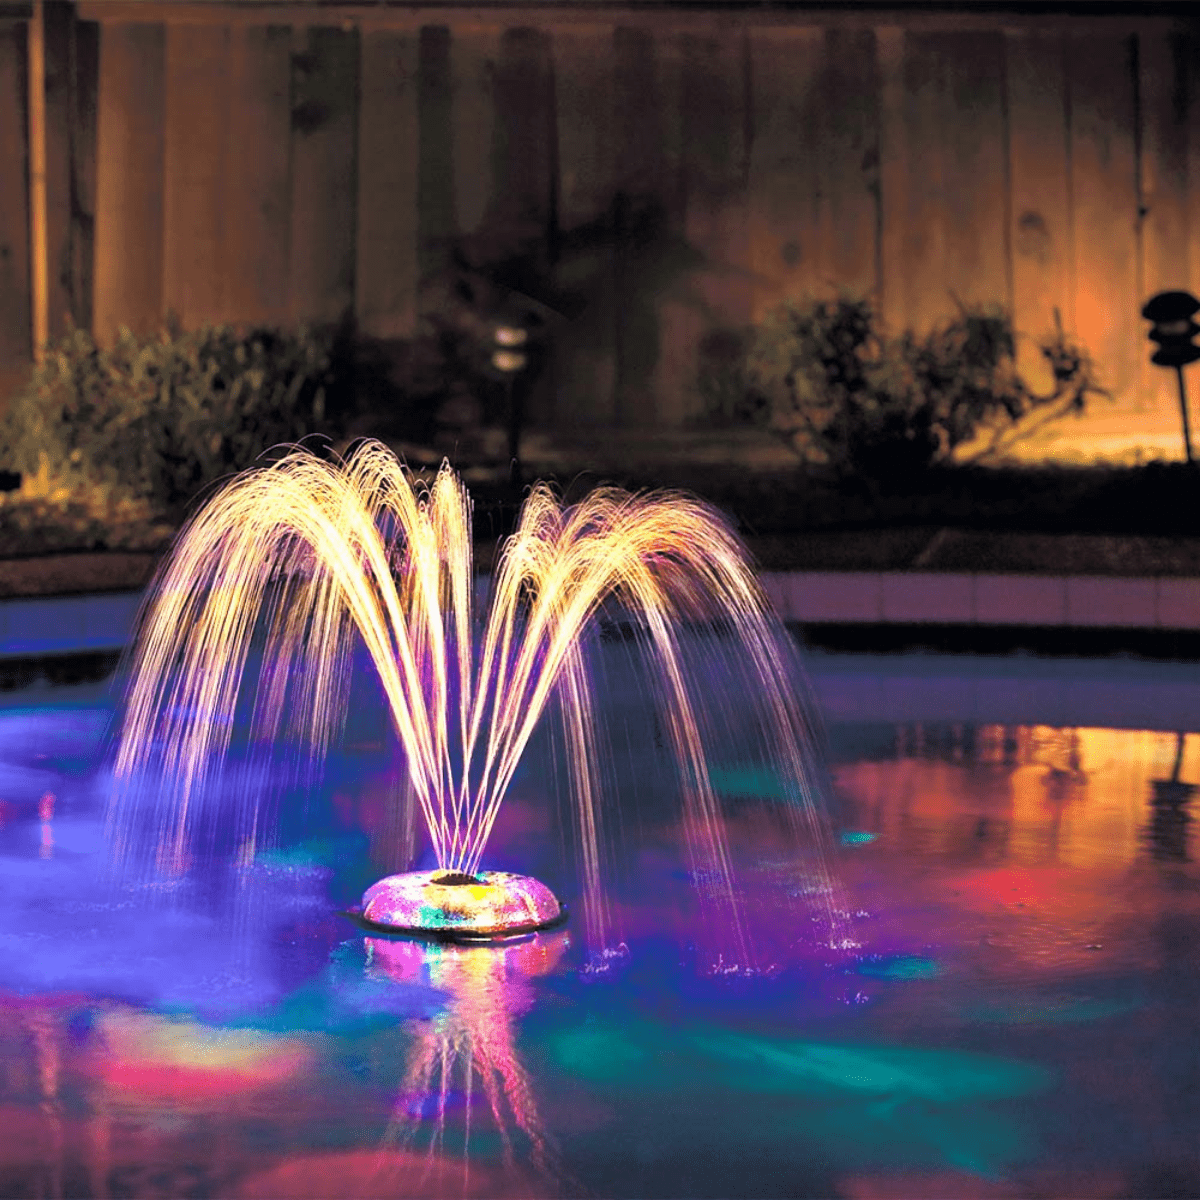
[369,933,567,1191]
[111,441,830,954]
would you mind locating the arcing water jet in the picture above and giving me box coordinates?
[110,441,832,951]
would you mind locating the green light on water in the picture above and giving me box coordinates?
[858,955,942,980]
[707,764,791,800]
[693,1030,1053,1102]
[839,830,878,845]
[550,1021,1052,1104]
[547,1019,1054,1176]
[968,994,1141,1026]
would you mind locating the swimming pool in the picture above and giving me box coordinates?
[0,643,1196,1198]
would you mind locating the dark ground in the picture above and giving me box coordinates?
[2,437,1200,598]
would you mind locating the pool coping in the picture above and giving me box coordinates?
[5,569,1200,660]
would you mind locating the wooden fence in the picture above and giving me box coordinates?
[2,3,1199,448]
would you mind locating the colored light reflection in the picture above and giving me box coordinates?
[368,932,568,1190]
[95,1010,315,1103]
[835,725,1200,870]
[38,791,54,859]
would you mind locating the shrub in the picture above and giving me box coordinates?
[0,322,339,513]
[700,297,1107,482]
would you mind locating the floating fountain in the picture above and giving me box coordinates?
[110,440,831,951]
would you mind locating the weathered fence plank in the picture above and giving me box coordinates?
[223,24,291,326]
[937,31,1008,312]
[449,26,499,248]
[875,23,907,333]
[1068,31,1140,407]
[288,25,358,326]
[747,26,824,320]
[1137,30,1191,422]
[671,29,750,425]
[1139,30,1191,299]
[0,23,30,383]
[816,28,881,300]
[163,22,229,329]
[491,25,557,425]
[553,24,617,424]
[42,0,74,342]
[899,32,951,333]
[492,26,555,255]
[1006,28,1072,389]
[356,29,419,339]
[69,16,97,336]
[416,25,453,280]
[93,21,165,342]
[611,25,674,425]
[1190,34,1200,299]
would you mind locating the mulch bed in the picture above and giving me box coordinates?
[2,455,1200,598]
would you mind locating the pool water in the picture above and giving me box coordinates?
[1,647,1198,1199]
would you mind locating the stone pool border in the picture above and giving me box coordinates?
[3,570,1200,660]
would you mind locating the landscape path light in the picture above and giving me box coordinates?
[492,323,531,485]
[1141,290,1200,464]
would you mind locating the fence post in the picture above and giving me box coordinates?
[27,0,47,363]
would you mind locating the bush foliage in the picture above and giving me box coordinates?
[0,323,339,512]
[701,297,1108,480]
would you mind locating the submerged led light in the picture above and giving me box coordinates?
[359,869,565,941]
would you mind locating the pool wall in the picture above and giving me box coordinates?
[5,569,1200,661]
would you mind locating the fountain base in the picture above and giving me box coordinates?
[359,869,565,941]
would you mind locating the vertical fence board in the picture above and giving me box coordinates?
[42,0,74,341]
[938,32,1008,311]
[356,30,419,339]
[491,26,556,255]
[1138,31,1191,424]
[876,25,907,333]
[450,26,499,246]
[671,29,749,425]
[1007,29,1072,389]
[900,33,949,333]
[747,26,823,320]
[163,23,229,329]
[1139,30,1191,297]
[493,26,558,424]
[69,17,97,335]
[553,24,616,424]
[612,25,664,202]
[554,26,612,231]
[289,25,359,326]
[817,28,881,299]
[224,25,291,326]
[0,23,29,386]
[93,22,164,342]
[417,25,454,280]
[1068,32,1141,407]
[1190,34,1200,298]
[611,25,671,424]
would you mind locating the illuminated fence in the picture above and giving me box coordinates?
[0,2,1197,441]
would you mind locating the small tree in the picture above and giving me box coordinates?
[701,297,1107,482]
